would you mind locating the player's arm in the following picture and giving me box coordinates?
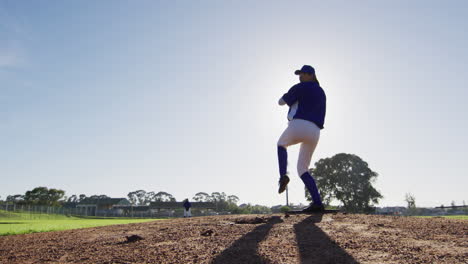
[280,84,301,106]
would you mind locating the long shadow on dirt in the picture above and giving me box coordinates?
[211,216,283,264]
[294,215,358,264]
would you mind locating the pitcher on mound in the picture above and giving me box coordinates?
[277,65,327,213]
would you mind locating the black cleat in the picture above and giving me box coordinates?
[302,203,325,213]
[278,175,290,194]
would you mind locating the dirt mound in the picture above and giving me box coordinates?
[0,214,466,263]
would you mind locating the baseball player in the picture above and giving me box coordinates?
[277,65,326,213]
[183,198,192,217]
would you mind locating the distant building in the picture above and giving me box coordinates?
[62,202,78,209]
[77,198,131,216]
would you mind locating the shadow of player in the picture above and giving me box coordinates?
[294,214,358,264]
[211,216,283,264]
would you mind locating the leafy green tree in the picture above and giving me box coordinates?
[280,206,291,213]
[154,191,176,202]
[306,153,382,213]
[78,194,87,202]
[211,192,231,211]
[405,193,417,215]
[192,192,211,202]
[133,190,147,205]
[47,189,66,206]
[250,205,271,214]
[227,195,240,205]
[129,190,162,205]
[24,187,49,205]
[145,191,156,204]
[67,195,78,203]
[6,194,24,203]
[405,193,416,208]
[191,192,241,212]
[23,187,65,206]
[127,191,138,205]
[89,194,110,200]
[210,192,223,202]
[237,204,272,214]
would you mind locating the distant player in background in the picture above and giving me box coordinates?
[277,65,327,213]
[183,198,192,217]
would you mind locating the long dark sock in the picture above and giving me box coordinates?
[300,172,322,206]
[277,146,288,178]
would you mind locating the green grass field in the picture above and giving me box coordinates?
[0,210,160,236]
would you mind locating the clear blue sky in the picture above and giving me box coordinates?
[1,1,467,207]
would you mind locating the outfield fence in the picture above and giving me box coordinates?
[0,203,221,219]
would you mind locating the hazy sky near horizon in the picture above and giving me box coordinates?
[1,1,467,207]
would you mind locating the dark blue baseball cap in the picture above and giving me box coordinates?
[294,65,315,75]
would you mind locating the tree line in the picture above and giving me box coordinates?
[0,187,241,208]
[0,187,273,214]
[124,190,240,206]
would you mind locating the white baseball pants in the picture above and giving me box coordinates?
[277,118,321,176]
[184,208,191,217]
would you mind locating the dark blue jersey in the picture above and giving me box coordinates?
[282,81,326,129]
[183,200,191,210]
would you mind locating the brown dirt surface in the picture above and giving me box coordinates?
[0,214,467,264]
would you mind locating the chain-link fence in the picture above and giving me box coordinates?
[0,203,220,219]
[0,204,79,219]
